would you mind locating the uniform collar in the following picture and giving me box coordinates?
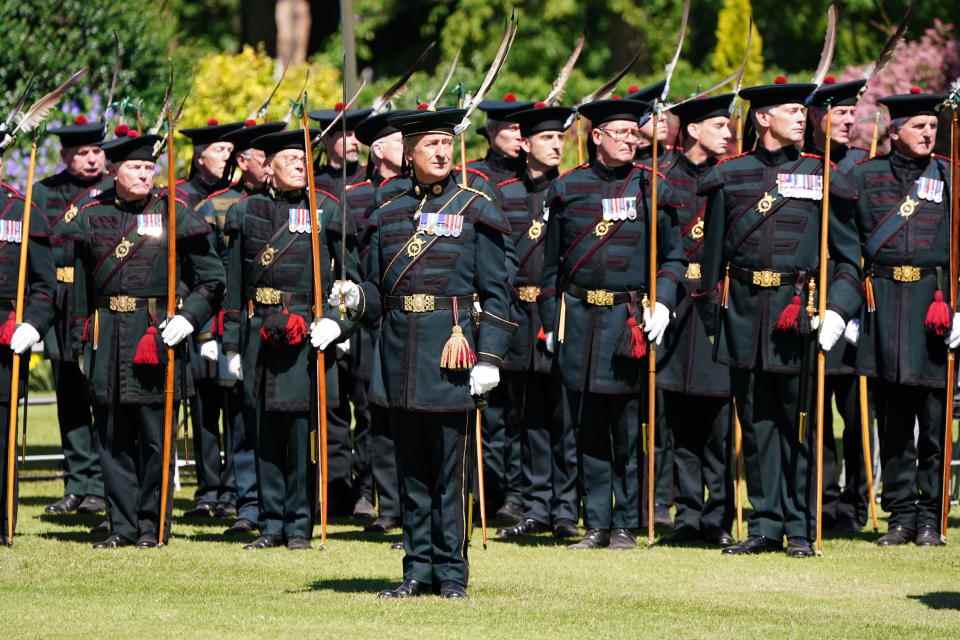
[484,148,524,176]
[63,169,105,188]
[755,144,801,166]
[805,140,849,165]
[524,168,558,193]
[271,187,307,203]
[590,159,634,182]
[890,149,931,183]
[114,194,151,212]
[410,173,453,199]
[677,153,715,177]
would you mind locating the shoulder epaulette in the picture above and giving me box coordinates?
[932,152,949,162]
[0,182,24,199]
[379,175,399,189]
[634,162,667,180]
[459,185,492,202]
[460,165,490,181]
[173,197,189,208]
[315,187,340,204]
[558,162,589,178]
[203,187,233,202]
[854,153,884,166]
[716,151,752,167]
[801,152,823,160]
[346,179,371,192]
[497,177,521,188]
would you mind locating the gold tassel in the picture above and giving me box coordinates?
[440,325,476,370]
[93,309,100,351]
[720,264,730,309]
[557,294,567,343]
[864,276,876,313]
[806,278,817,317]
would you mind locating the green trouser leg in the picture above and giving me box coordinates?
[654,388,675,507]
[190,381,226,506]
[370,404,400,518]
[257,410,313,540]
[822,374,871,527]
[394,409,470,589]
[0,402,17,538]
[53,360,102,497]
[731,369,812,540]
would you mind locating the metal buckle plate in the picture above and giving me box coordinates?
[255,287,283,305]
[751,270,782,288]
[516,286,541,303]
[109,295,137,313]
[892,265,920,282]
[586,289,615,306]
[403,294,435,313]
[685,262,702,280]
[56,267,75,283]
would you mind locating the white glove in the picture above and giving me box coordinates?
[160,315,194,347]
[642,301,670,347]
[469,361,500,396]
[200,340,219,362]
[948,313,960,349]
[544,331,555,354]
[327,280,361,312]
[843,319,860,346]
[310,318,342,350]
[225,351,243,380]
[9,322,40,355]
[336,339,350,356]
[817,309,846,352]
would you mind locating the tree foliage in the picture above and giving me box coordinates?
[711,0,765,85]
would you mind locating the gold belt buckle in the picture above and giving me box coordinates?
[109,295,137,313]
[516,286,541,303]
[893,265,920,282]
[685,262,702,280]
[586,289,615,306]
[751,270,781,288]
[255,287,283,305]
[56,267,74,283]
[403,294,435,313]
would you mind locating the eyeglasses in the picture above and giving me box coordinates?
[598,127,641,142]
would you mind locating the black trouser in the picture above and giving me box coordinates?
[189,381,236,507]
[0,401,17,537]
[94,402,174,542]
[256,409,314,540]
[229,385,259,522]
[655,388,675,508]
[506,371,577,525]
[731,369,812,540]
[350,374,375,504]
[482,383,522,512]
[394,409,470,588]
[565,390,640,530]
[875,381,946,531]
[664,391,733,532]
[326,364,356,515]
[368,404,400,518]
[822,374,871,527]
[53,359,102,498]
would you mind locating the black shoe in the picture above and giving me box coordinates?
[93,534,133,549]
[365,516,401,533]
[90,519,110,537]
[568,528,610,550]
[553,519,579,539]
[654,504,674,528]
[243,535,283,550]
[609,528,637,550]
[390,541,404,550]
[224,518,257,536]
[136,533,159,549]
[0,534,8,546]
[287,537,312,550]
[378,579,428,599]
[786,537,815,558]
[439,582,468,599]
[183,502,216,518]
[353,496,377,522]
[915,525,945,546]
[722,535,782,555]
[44,494,83,515]
[661,525,702,546]
[214,504,238,519]
[77,495,106,514]
[494,502,524,527]
[497,517,550,539]
[877,526,915,546]
[702,527,735,548]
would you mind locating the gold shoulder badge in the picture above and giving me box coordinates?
[64,204,79,224]
[898,195,918,218]
[757,192,775,215]
[260,245,277,266]
[594,220,612,237]
[527,219,544,240]
[407,232,426,258]
[115,238,133,260]
[690,218,704,239]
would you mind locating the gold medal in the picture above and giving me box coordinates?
[407,232,426,258]
[757,192,775,214]
[898,195,918,218]
[115,238,133,260]
[594,220,612,237]
[528,219,543,240]
[64,204,78,224]
[690,218,704,240]
[260,245,277,266]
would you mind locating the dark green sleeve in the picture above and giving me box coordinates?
[323,198,362,337]
[825,172,863,321]
[697,168,727,338]
[474,200,519,365]
[654,181,687,310]
[23,202,56,335]
[176,206,226,330]
[221,204,245,355]
[537,182,562,334]
[356,217,383,327]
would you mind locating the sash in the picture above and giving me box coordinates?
[680,198,707,260]
[723,155,820,253]
[247,220,303,286]
[515,198,549,274]
[92,218,154,290]
[864,160,947,259]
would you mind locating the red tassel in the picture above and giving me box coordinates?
[924,289,952,336]
[211,309,225,337]
[133,326,161,365]
[775,295,803,333]
[285,312,308,345]
[537,327,546,342]
[627,316,647,358]
[0,312,15,345]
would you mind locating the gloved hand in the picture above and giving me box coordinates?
[200,340,219,362]
[160,315,194,347]
[9,322,40,355]
[948,313,960,349]
[327,280,361,312]
[310,318,342,350]
[336,339,350,356]
[469,361,500,396]
[817,309,846,352]
[544,331,555,354]
[642,301,670,346]
[843,319,860,346]
[225,351,243,381]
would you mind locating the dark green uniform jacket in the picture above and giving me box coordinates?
[32,170,107,362]
[538,160,686,394]
[698,146,863,374]
[657,153,730,397]
[356,174,517,412]
[59,188,225,404]
[221,187,359,412]
[851,150,953,388]
[315,161,365,198]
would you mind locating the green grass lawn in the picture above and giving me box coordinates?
[2,404,960,639]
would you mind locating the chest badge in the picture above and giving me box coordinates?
[527,219,544,240]
[690,218,704,240]
[64,204,79,224]
[260,245,277,266]
[898,195,918,218]
[407,232,426,258]
[115,238,133,260]
[594,220,613,237]
[757,192,775,215]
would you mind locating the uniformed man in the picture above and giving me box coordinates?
[657,94,736,547]
[805,77,873,534]
[494,103,579,540]
[331,107,516,598]
[61,129,226,548]
[177,119,245,518]
[309,105,371,193]
[198,119,287,535]
[221,128,359,550]
[540,98,686,550]
[850,89,953,546]
[629,81,679,168]
[698,77,862,557]
[348,110,413,533]
[33,115,107,517]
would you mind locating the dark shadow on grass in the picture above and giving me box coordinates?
[908,592,960,610]
[37,512,103,527]
[36,530,97,543]
[490,535,572,548]
[18,495,67,507]
[823,530,882,543]
[307,577,395,594]
[325,529,401,543]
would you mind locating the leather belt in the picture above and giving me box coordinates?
[96,295,165,313]
[565,283,640,306]
[384,293,476,313]
[869,264,929,283]
[56,267,74,283]
[728,266,796,288]
[515,286,541,303]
